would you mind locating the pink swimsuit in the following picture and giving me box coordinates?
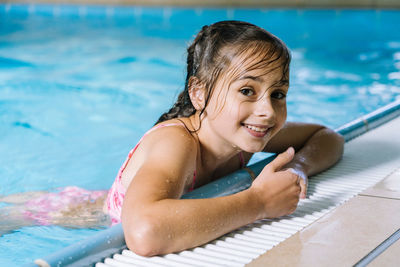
[105,123,245,225]
[106,123,191,225]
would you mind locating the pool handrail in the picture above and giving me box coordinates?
[28,99,400,267]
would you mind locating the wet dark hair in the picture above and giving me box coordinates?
[155,20,291,126]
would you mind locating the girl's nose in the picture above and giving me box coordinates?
[253,97,275,119]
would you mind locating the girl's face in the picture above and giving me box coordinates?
[204,52,289,153]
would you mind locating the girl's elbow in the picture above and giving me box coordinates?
[334,131,345,154]
[339,134,345,147]
[330,130,345,160]
[123,216,167,257]
[324,127,345,149]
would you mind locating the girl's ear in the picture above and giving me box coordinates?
[188,76,206,111]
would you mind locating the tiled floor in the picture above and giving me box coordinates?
[248,165,400,266]
[369,231,400,267]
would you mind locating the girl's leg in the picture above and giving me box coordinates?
[0,191,48,204]
[0,188,110,233]
[0,192,46,235]
[0,205,34,236]
[53,195,111,228]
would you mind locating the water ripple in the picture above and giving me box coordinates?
[0,57,33,68]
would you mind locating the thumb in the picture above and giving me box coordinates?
[268,147,295,172]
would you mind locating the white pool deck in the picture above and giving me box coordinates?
[92,114,400,267]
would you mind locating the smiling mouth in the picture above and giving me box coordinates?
[242,123,271,137]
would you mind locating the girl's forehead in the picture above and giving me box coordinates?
[223,44,287,81]
[224,56,287,85]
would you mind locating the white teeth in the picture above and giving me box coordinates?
[245,124,268,132]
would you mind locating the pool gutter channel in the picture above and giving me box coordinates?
[28,99,400,267]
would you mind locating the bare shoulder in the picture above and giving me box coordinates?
[142,120,197,155]
[120,120,198,189]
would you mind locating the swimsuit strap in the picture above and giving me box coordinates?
[120,123,185,173]
[119,122,196,189]
[107,122,195,225]
[107,123,247,224]
[238,151,245,168]
[145,123,185,136]
[135,123,184,152]
[188,170,197,192]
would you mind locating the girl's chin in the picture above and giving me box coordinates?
[239,131,271,153]
[240,143,266,153]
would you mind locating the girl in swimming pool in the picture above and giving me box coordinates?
[105,20,344,256]
[0,20,344,254]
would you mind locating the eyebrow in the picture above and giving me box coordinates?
[238,75,289,87]
[238,75,264,82]
[271,79,289,87]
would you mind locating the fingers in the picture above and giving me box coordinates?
[268,147,295,172]
[299,179,307,199]
[288,168,307,199]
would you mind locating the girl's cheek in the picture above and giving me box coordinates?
[236,100,250,121]
[204,98,219,120]
[274,103,287,127]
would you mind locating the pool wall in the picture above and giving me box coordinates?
[1,0,400,8]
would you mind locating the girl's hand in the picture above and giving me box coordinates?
[250,147,302,219]
[287,168,308,199]
[264,122,344,200]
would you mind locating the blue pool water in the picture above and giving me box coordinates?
[1,4,399,265]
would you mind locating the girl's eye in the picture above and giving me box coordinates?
[271,91,287,100]
[239,88,254,96]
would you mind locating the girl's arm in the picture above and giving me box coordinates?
[264,122,345,197]
[121,127,301,256]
